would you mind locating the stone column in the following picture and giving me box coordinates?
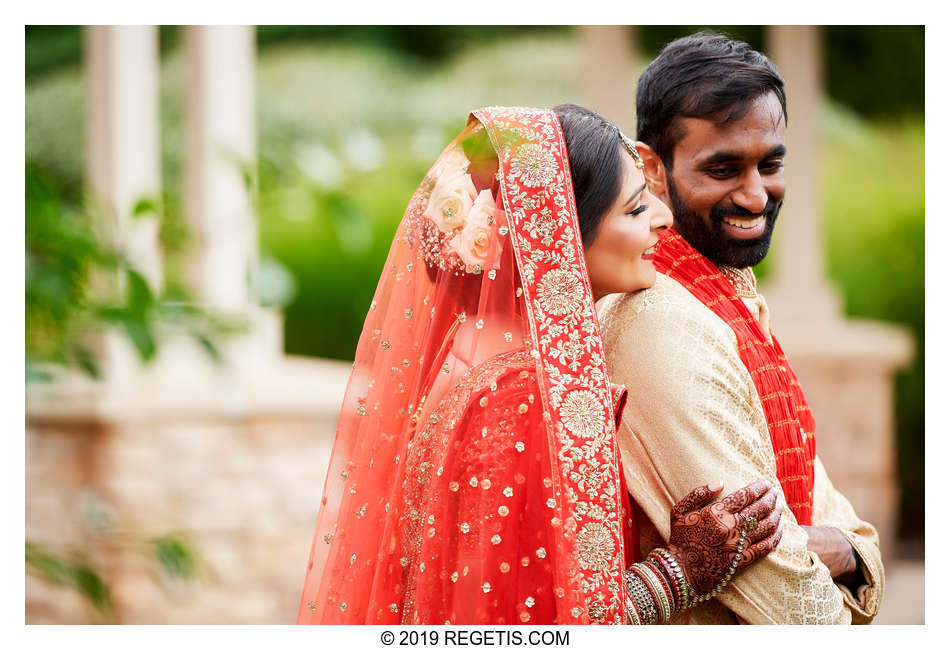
[580,26,637,134]
[764,26,913,558]
[84,26,163,384]
[182,26,257,313]
[765,25,840,321]
[85,25,163,291]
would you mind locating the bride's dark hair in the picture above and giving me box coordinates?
[553,103,626,247]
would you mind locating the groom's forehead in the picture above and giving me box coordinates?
[671,94,787,165]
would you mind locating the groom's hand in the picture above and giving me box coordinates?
[801,525,861,582]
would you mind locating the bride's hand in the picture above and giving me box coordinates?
[666,479,783,595]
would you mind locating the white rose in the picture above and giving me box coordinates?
[448,189,501,270]
[424,168,478,234]
[434,145,470,176]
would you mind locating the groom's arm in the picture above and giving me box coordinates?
[600,281,856,624]
[808,456,885,623]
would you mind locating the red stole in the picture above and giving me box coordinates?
[652,230,816,525]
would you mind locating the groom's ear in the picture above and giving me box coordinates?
[635,141,669,203]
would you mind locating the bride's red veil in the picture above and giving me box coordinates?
[298,107,635,625]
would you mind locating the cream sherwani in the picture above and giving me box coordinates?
[599,273,884,624]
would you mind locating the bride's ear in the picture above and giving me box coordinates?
[635,142,669,203]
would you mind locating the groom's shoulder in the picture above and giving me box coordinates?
[598,274,735,351]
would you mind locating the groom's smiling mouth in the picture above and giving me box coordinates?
[721,215,767,239]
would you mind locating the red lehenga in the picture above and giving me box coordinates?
[298,107,635,625]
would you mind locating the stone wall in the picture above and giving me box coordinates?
[26,358,344,624]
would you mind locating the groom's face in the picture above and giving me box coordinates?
[665,92,787,268]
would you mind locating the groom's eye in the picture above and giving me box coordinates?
[707,166,735,178]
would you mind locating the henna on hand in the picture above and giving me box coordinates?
[666,480,782,595]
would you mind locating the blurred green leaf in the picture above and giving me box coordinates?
[132,195,160,218]
[193,332,222,362]
[119,316,157,362]
[125,268,154,316]
[71,345,101,379]
[153,536,196,581]
[26,542,113,616]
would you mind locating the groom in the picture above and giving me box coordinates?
[599,32,883,623]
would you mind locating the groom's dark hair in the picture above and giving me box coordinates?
[636,32,788,169]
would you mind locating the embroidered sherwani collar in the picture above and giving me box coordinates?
[717,265,757,299]
[717,265,771,338]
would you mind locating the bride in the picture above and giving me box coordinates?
[297,105,782,625]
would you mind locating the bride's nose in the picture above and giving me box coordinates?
[651,200,673,232]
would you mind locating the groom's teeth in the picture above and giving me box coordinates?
[723,216,765,229]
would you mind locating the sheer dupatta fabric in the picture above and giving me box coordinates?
[298,108,632,625]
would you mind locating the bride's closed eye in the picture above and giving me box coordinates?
[627,205,648,217]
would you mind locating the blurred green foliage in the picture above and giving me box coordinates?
[25,161,242,380]
[26,25,924,119]
[820,111,925,535]
[26,541,113,618]
[25,27,924,537]
[26,533,200,622]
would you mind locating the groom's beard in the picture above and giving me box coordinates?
[668,176,781,268]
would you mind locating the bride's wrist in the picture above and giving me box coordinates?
[648,548,691,612]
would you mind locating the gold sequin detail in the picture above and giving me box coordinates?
[491,534,502,545]
[536,547,546,559]
[460,522,470,533]
[519,611,531,622]
[500,562,511,573]
[498,505,509,516]
[537,269,584,316]
[510,142,558,188]
[559,390,605,438]
[517,404,528,414]
[482,582,492,593]
[308,601,317,611]
[525,596,536,608]
[503,486,514,497]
